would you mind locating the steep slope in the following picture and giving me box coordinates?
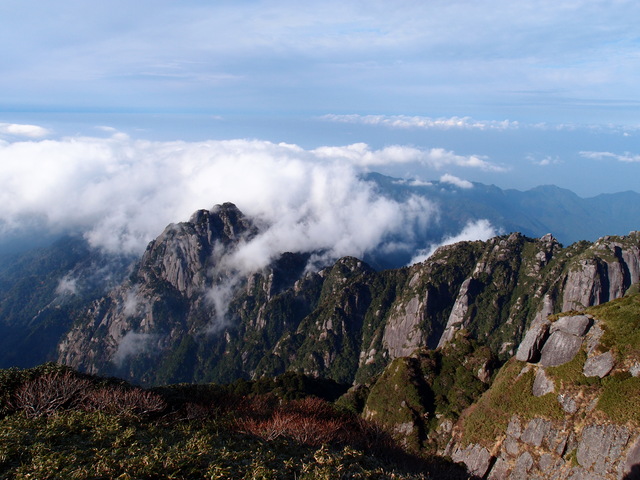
[443,291,640,479]
[56,201,640,387]
[0,236,133,368]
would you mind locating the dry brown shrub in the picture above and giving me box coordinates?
[84,386,166,416]
[12,372,92,418]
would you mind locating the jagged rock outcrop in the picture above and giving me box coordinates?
[444,291,640,479]
[56,200,640,387]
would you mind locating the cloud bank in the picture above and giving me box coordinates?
[0,131,508,274]
[322,114,520,131]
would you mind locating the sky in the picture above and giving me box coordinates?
[0,0,639,259]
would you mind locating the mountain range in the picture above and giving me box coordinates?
[1,174,640,478]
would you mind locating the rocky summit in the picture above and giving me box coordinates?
[53,204,640,390]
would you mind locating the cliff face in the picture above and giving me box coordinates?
[441,292,640,479]
[56,202,640,387]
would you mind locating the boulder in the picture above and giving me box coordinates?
[539,330,584,367]
[550,315,591,336]
[451,443,493,478]
[516,318,550,362]
[583,351,614,378]
[532,368,555,397]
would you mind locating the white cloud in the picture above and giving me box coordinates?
[528,155,562,166]
[55,275,78,296]
[440,173,473,189]
[580,151,640,163]
[321,114,519,131]
[408,219,498,265]
[0,123,50,138]
[0,135,439,271]
[112,331,159,367]
[313,143,504,172]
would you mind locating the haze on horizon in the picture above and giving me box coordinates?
[1,0,639,258]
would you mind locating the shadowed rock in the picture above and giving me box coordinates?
[516,318,550,362]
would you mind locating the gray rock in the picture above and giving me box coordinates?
[506,415,522,439]
[521,418,552,447]
[437,278,473,348]
[576,424,630,474]
[557,393,578,414]
[451,443,493,478]
[510,451,534,480]
[532,368,555,397]
[539,330,584,367]
[539,453,561,473]
[516,318,550,362]
[487,457,510,480]
[624,436,640,480]
[504,435,520,457]
[583,350,614,378]
[550,315,591,337]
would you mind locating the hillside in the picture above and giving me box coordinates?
[55,202,639,387]
[0,363,468,479]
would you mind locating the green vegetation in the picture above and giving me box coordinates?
[0,363,470,479]
[462,359,563,446]
[597,373,640,424]
[546,349,600,387]
[589,292,640,359]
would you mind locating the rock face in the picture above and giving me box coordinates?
[444,293,640,480]
[56,203,640,386]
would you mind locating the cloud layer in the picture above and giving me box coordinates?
[0,132,500,272]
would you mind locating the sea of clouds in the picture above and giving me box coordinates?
[0,129,500,272]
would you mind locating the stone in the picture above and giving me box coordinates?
[516,318,550,362]
[504,436,520,457]
[557,393,578,414]
[631,362,640,377]
[550,315,591,337]
[624,436,640,480]
[532,368,555,397]
[521,418,552,447]
[576,424,630,475]
[510,451,534,480]
[506,415,522,439]
[487,457,510,480]
[583,350,615,378]
[451,443,493,478]
[539,330,584,367]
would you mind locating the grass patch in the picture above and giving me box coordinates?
[588,293,640,358]
[462,359,563,446]
[546,349,600,388]
[597,373,640,424]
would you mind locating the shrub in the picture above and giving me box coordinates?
[11,371,92,418]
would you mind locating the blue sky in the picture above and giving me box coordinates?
[0,1,639,256]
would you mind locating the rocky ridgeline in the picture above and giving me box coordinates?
[57,203,640,388]
[443,296,640,479]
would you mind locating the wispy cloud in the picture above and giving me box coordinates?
[0,123,50,138]
[440,174,473,189]
[321,114,520,131]
[313,143,505,172]
[580,151,640,163]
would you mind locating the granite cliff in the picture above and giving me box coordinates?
[56,204,640,390]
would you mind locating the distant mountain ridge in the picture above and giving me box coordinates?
[365,172,640,252]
